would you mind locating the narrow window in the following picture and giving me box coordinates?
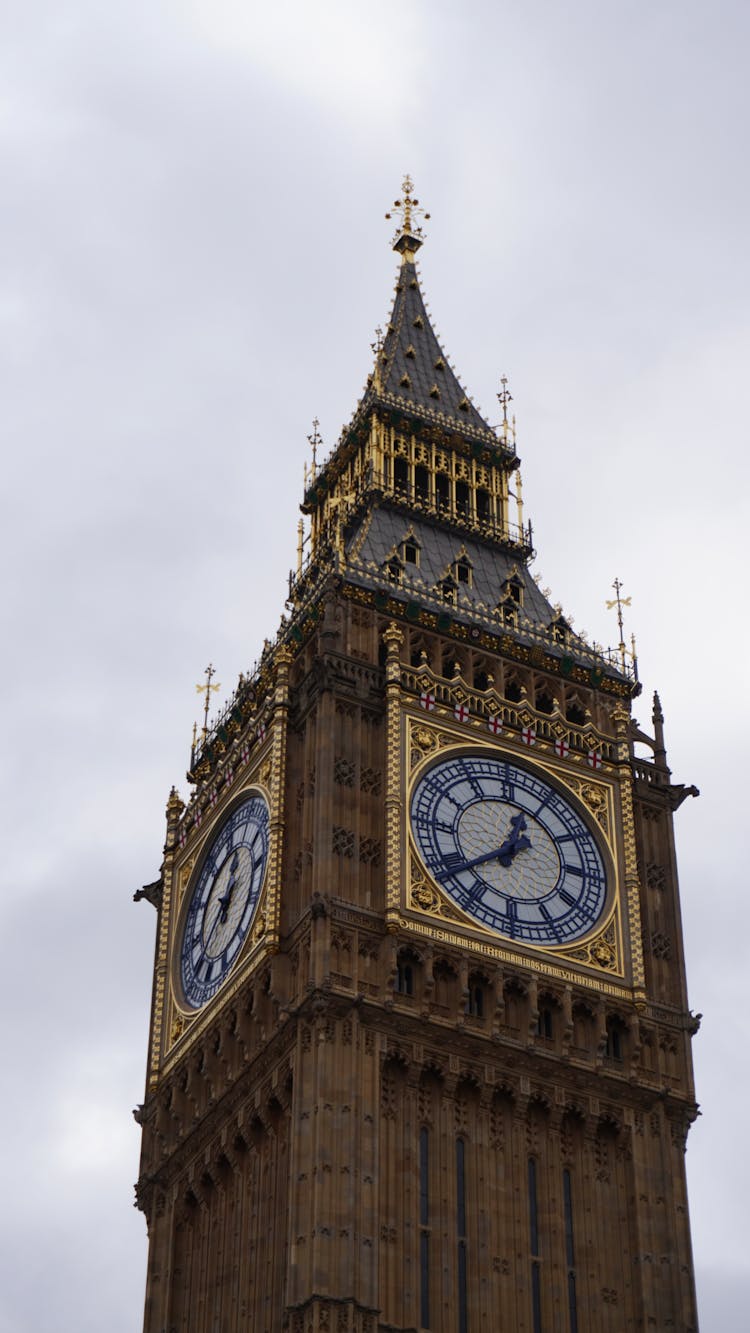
[457,1138,468,1333]
[563,1169,578,1333]
[396,960,413,996]
[456,480,470,516]
[537,1006,553,1040]
[456,560,471,585]
[404,541,419,565]
[467,985,484,1018]
[415,465,429,504]
[476,488,490,523]
[420,1127,430,1329]
[394,457,409,495]
[387,558,402,585]
[529,1157,541,1333]
[606,1021,623,1061]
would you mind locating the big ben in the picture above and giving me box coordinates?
[135,179,700,1331]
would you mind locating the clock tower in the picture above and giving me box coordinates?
[136,180,700,1332]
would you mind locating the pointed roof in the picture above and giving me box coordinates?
[360,178,502,450]
[371,253,499,445]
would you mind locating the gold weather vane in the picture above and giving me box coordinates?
[385,175,430,246]
[196,662,221,739]
[605,578,633,672]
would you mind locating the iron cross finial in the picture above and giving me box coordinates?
[196,662,221,739]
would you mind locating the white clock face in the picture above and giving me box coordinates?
[179,793,269,1009]
[410,752,608,946]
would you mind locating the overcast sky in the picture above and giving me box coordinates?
[2,2,748,1329]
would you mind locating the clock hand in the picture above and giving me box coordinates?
[218,851,240,922]
[200,852,242,962]
[436,814,532,879]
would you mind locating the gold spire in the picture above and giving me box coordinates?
[498,375,513,448]
[605,578,633,673]
[386,175,430,256]
[307,417,322,481]
[196,663,221,740]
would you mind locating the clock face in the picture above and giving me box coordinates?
[179,793,270,1009]
[410,752,608,946]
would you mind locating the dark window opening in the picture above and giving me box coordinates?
[506,679,523,703]
[536,691,555,715]
[477,488,491,522]
[503,576,523,606]
[456,480,470,516]
[473,668,489,692]
[605,1021,623,1061]
[436,473,450,512]
[456,561,471,585]
[394,457,409,495]
[566,702,586,726]
[396,960,414,996]
[467,985,484,1018]
[442,580,456,605]
[537,1006,553,1039]
[387,558,402,585]
[415,465,429,504]
[404,541,419,565]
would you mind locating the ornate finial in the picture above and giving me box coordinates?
[386,175,430,256]
[307,418,322,481]
[497,375,513,448]
[652,689,667,770]
[196,663,221,740]
[605,579,633,673]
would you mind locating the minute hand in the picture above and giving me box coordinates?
[435,835,531,880]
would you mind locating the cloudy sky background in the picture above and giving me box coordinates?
[2,2,748,1328]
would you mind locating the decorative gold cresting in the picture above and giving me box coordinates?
[386,175,430,255]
